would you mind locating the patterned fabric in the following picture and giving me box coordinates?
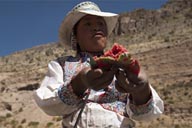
[58,83,83,105]
[129,98,154,116]
[58,52,154,117]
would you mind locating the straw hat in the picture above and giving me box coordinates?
[59,1,119,47]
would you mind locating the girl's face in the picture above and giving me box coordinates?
[76,15,108,52]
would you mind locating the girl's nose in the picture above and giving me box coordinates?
[93,25,100,31]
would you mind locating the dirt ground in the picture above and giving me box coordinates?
[0,39,192,128]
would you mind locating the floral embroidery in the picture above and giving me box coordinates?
[58,83,82,105]
[97,87,118,103]
[129,98,154,116]
[100,101,129,117]
[91,80,129,117]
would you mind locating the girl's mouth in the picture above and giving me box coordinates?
[93,31,105,38]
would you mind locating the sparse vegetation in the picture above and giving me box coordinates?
[46,122,54,128]
[52,116,62,122]
[21,119,26,124]
[6,113,12,118]
[28,121,39,127]
[45,48,54,56]
[0,116,6,123]
[18,107,23,113]
[10,119,19,127]
[17,125,23,128]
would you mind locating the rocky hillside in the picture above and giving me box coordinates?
[0,0,192,127]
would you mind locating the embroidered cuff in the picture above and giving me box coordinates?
[58,83,88,105]
[129,95,154,116]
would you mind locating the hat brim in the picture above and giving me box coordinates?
[59,10,119,47]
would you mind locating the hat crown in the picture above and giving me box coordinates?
[72,1,101,12]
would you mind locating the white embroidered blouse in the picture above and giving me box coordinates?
[34,53,164,128]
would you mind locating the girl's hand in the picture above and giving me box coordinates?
[115,68,148,93]
[115,68,151,105]
[71,67,116,96]
[84,68,115,91]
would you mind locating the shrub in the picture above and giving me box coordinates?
[21,119,26,124]
[164,37,170,42]
[28,121,39,127]
[46,122,54,128]
[6,113,12,118]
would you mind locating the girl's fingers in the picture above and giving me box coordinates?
[89,70,115,90]
[115,80,127,93]
[115,69,139,93]
[87,68,103,79]
[115,69,129,86]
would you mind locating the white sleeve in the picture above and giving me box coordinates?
[33,61,78,116]
[126,85,164,121]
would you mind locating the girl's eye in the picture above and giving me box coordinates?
[98,21,104,26]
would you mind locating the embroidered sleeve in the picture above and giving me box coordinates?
[126,85,164,121]
[58,82,84,105]
[129,96,153,116]
[58,77,90,105]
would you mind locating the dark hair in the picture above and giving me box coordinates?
[73,20,81,54]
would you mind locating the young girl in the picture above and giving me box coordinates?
[34,1,164,128]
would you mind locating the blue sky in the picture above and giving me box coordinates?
[0,0,168,57]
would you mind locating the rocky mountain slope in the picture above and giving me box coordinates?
[0,0,192,127]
